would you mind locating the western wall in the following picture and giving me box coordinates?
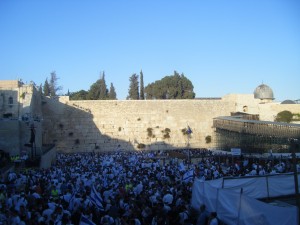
[1,80,300,155]
[42,94,300,152]
[42,97,236,152]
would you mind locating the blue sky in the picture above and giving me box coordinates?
[0,0,299,101]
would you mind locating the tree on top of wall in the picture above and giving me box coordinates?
[275,110,293,123]
[43,79,50,96]
[140,70,145,100]
[99,72,108,100]
[49,71,62,96]
[87,72,108,100]
[127,73,139,100]
[108,83,117,100]
[144,71,195,99]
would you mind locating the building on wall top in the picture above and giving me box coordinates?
[254,84,274,102]
[281,99,296,104]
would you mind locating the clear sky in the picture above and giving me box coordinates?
[0,0,299,101]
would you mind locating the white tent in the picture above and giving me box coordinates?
[191,174,299,225]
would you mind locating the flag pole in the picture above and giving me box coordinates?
[188,134,190,164]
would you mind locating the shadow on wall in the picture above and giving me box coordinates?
[41,97,190,152]
[42,97,136,152]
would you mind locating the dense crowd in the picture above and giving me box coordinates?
[0,149,297,225]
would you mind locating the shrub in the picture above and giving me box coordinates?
[205,135,212,144]
[275,111,293,123]
[137,143,146,149]
[147,128,153,137]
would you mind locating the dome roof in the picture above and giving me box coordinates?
[281,100,295,104]
[254,84,274,100]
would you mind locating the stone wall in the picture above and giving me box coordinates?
[0,120,20,155]
[40,147,56,169]
[42,97,236,152]
[0,83,43,156]
[0,80,21,89]
[41,95,300,152]
[1,80,300,154]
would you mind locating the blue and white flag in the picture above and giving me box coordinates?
[178,162,186,172]
[79,214,96,225]
[89,185,104,211]
[186,126,192,134]
[183,169,194,183]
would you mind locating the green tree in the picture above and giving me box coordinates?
[99,71,108,99]
[145,71,195,99]
[38,83,43,95]
[69,90,88,100]
[87,80,101,100]
[127,73,139,100]
[108,83,117,100]
[140,70,145,100]
[43,79,50,96]
[49,71,62,96]
[275,110,293,123]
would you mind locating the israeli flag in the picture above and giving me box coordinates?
[89,185,104,211]
[178,162,186,172]
[80,214,96,225]
[186,126,192,134]
[183,169,194,183]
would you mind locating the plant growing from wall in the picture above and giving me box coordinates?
[75,138,80,145]
[137,143,146,149]
[163,133,170,139]
[20,92,26,99]
[147,128,153,138]
[205,135,212,144]
[118,127,122,132]
[162,128,171,139]
[181,128,187,135]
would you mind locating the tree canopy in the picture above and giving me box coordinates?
[69,72,116,100]
[69,90,89,100]
[275,110,293,123]
[140,70,145,100]
[43,78,50,96]
[108,83,117,100]
[49,71,62,96]
[144,71,195,99]
[127,73,139,100]
[87,72,108,100]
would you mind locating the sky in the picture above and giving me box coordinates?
[0,0,299,102]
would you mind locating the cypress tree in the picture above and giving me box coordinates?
[140,70,145,100]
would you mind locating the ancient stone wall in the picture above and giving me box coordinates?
[0,82,43,156]
[1,80,300,155]
[0,120,20,155]
[42,97,236,152]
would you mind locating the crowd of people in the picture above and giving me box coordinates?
[0,148,297,225]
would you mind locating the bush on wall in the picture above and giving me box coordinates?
[137,143,146,149]
[205,135,212,144]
